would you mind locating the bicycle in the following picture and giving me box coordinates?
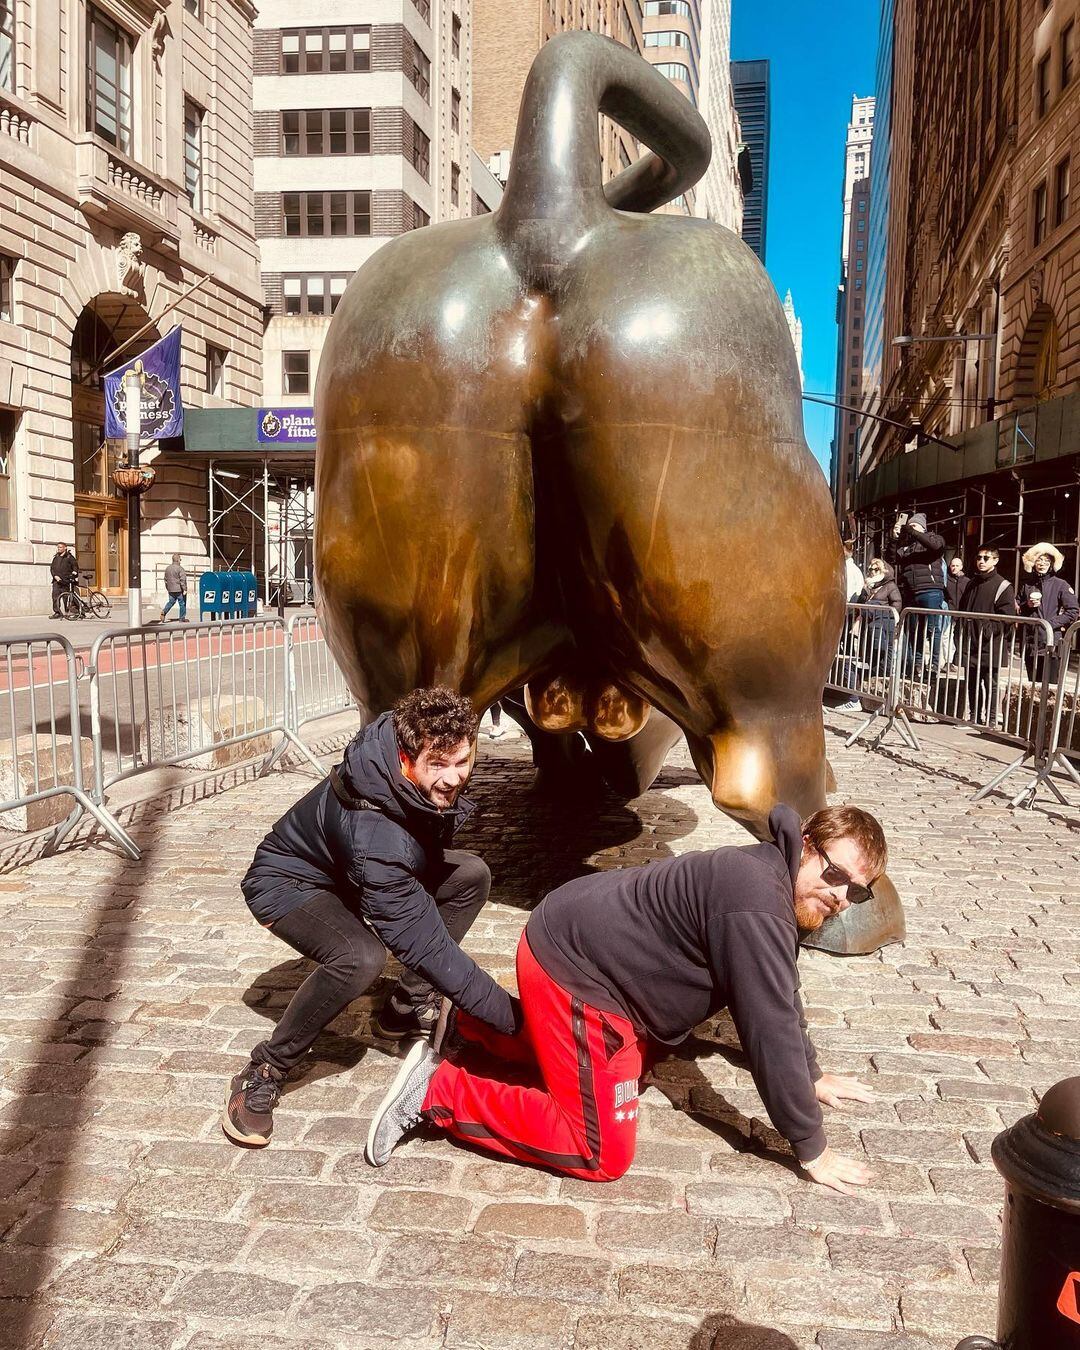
[58,575,111,621]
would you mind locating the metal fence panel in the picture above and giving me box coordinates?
[287,614,356,731]
[1017,619,1080,807]
[0,632,137,857]
[825,603,901,746]
[88,617,317,797]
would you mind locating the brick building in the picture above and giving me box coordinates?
[472,0,643,187]
[854,0,1080,591]
[0,0,264,615]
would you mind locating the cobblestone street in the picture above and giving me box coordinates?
[0,717,1077,1350]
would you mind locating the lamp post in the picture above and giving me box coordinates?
[124,367,143,628]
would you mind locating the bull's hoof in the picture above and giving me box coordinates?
[801,871,905,955]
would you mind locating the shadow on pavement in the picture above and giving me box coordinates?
[458,746,701,911]
[0,809,164,1346]
[692,1313,799,1348]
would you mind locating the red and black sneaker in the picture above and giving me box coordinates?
[222,1060,283,1147]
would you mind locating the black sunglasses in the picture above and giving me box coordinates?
[975,553,996,560]
[817,845,874,905]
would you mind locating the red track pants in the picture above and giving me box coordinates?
[422,932,645,1181]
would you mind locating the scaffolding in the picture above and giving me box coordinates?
[854,454,1080,592]
[207,457,316,605]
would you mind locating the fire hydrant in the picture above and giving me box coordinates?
[956,1075,1080,1349]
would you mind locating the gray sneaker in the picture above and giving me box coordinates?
[365,1039,441,1167]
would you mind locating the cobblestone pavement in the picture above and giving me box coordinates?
[0,716,1077,1350]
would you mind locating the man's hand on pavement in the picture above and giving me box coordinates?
[802,1146,873,1195]
[814,1073,875,1109]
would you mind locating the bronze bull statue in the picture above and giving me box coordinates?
[314,32,903,955]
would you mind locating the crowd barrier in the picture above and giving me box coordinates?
[0,633,139,858]
[4,605,1078,860]
[288,613,356,732]
[827,603,1072,805]
[1,616,357,860]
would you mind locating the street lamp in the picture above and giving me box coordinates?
[123,367,143,629]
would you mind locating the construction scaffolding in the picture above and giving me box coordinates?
[208,457,316,606]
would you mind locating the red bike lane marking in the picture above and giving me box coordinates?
[0,627,287,696]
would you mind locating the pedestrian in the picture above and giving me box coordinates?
[886,511,947,678]
[943,556,968,668]
[366,803,885,1198]
[945,555,967,610]
[160,553,188,622]
[1017,542,1078,683]
[959,546,1016,725]
[48,541,77,617]
[223,687,517,1148]
[859,558,902,681]
[842,541,865,603]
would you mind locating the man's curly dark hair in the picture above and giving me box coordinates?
[392,687,479,759]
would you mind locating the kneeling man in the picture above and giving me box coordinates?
[223,687,517,1147]
[366,804,885,1194]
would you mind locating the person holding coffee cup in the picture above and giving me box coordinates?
[1018,542,1078,681]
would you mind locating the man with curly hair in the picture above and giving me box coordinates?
[223,687,514,1147]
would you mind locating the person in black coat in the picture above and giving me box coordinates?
[859,559,902,678]
[886,512,947,676]
[945,556,968,610]
[959,547,1016,725]
[223,687,514,1147]
[1018,542,1079,682]
[49,542,78,616]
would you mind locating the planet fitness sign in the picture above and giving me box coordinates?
[257,408,316,444]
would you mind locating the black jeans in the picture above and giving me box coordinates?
[250,850,491,1074]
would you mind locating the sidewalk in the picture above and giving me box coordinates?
[2,725,1076,1347]
[0,605,317,655]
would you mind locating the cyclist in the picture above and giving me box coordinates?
[49,542,77,618]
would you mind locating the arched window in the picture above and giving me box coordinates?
[1015,302,1059,401]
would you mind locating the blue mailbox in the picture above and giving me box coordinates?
[239,571,258,618]
[199,571,224,619]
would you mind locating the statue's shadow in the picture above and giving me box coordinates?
[457,744,703,912]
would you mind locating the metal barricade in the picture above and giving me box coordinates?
[287,613,356,734]
[872,607,1055,802]
[87,617,325,809]
[825,602,901,747]
[0,633,137,857]
[1014,619,1080,807]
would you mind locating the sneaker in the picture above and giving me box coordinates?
[834,699,862,713]
[222,1060,283,1147]
[365,1039,441,1167]
[372,993,442,1042]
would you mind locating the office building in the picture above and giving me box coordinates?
[731,58,769,259]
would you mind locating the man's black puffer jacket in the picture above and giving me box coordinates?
[241,712,516,1035]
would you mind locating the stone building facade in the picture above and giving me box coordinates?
[0,0,264,615]
[854,0,1080,589]
[830,95,874,524]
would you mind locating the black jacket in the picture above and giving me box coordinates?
[1018,573,1079,649]
[960,569,1016,665]
[945,572,968,609]
[50,551,77,584]
[885,514,946,599]
[862,566,902,611]
[525,805,826,1163]
[242,713,516,1035]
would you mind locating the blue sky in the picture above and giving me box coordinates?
[731,0,880,475]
